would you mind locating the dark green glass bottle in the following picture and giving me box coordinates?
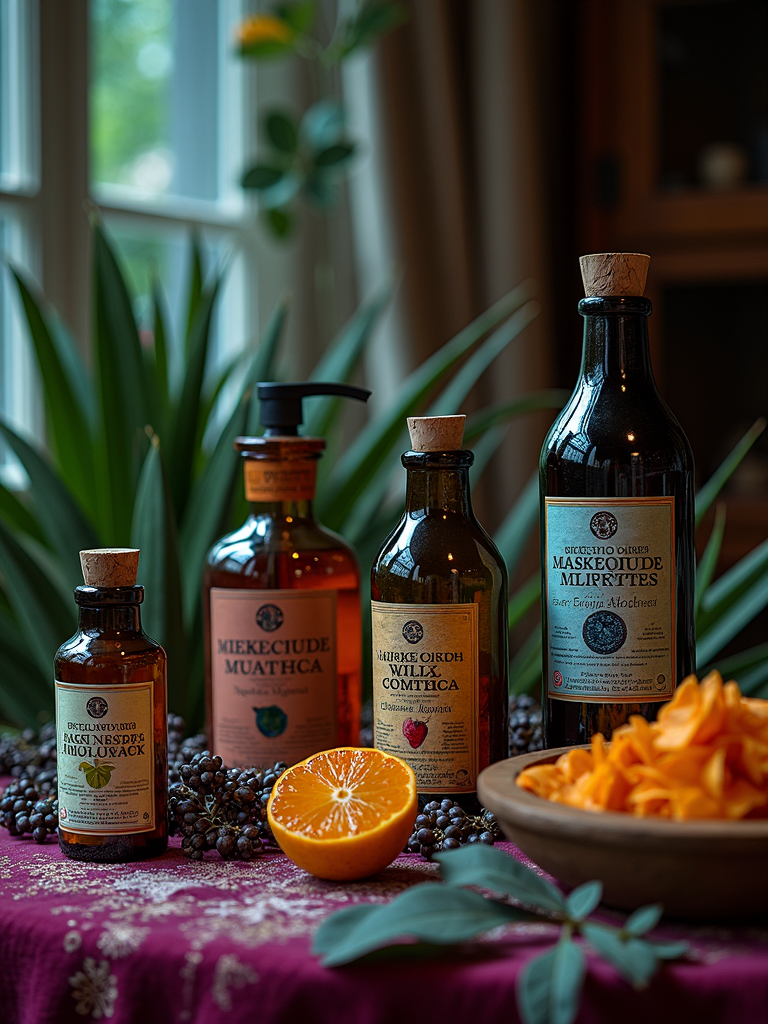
[371,415,509,812]
[540,254,696,747]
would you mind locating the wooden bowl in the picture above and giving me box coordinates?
[478,749,768,921]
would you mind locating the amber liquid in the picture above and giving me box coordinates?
[54,589,168,862]
[204,500,362,758]
[540,296,696,746]
[371,451,509,811]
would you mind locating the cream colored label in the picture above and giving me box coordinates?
[244,461,317,502]
[372,602,479,794]
[55,680,155,835]
[544,497,676,703]
[210,588,337,767]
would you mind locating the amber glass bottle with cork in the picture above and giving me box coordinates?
[371,415,509,812]
[204,382,370,769]
[540,253,696,747]
[54,548,168,862]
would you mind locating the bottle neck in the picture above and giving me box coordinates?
[403,451,474,517]
[74,586,144,633]
[247,499,316,521]
[579,296,655,385]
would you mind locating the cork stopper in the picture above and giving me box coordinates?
[580,253,650,297]
[407,415,465,452]
[80,548,140,588]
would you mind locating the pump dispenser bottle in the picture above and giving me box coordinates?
[204,382,370,769]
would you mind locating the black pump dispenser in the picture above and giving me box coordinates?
[257,382,371,436]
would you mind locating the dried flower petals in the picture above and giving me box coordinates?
[516,672,768,820]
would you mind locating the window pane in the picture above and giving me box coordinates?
[0,0,37,192]
[90,0,224,202]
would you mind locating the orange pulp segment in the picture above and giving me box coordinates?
[267,747,418,880]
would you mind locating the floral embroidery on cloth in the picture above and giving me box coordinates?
[68,958,118,1019]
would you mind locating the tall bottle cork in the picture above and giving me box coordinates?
[580,253,650,297]
[407,415,466,452]
[80,548,140,588]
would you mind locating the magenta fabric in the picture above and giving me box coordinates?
[0,826,767,1024]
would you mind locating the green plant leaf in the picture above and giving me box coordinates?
[509,627,542,695]
[311,905,377,957]
[265,207,294,239]
[434,843,566,914]
[265,111,299,155]
[697,561,768,667]
[565,880,602,922]
[7,264,95,510]
[494,474,539,580]
[314,142,356,168]
[464,392,569,441]
[151,280,170,416]
[581,923,658,988]
[508,573,540,631]
[0,421,99,585]
[0,479,45,545]
[334,0,408,60]
[695,418,766,527]
[301,100,345,149]
[242,165,285,190]
[131,436,188,719]
[696,503,726,615]
[517,938,586,1024]
[623,904,663,937]
[711,641,768,683]
[0,617,53,728]
[238,37,295,60]
[168,276,223,514]
[0,518,74,678]
[321,282,533,531]
[276,0,315,34]
[304,173,341,210]
[315,883,527,967]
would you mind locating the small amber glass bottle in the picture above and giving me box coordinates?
[371,416,509,812]
[55,549,168,862]
[204,382,369,769]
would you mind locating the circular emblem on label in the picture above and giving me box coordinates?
[655,674,666,691]
[553,670,563,687]
[582,611,627,655]
[402,620,424,644]
[86,696,109,719]
[590,511,618,539]
[256,604,284,632]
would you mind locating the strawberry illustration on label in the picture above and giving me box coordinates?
[402,718,429,749]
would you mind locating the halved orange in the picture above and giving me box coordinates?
[267,747,418,880]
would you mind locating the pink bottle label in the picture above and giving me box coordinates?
[210,588,337,767]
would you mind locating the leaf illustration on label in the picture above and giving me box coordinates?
[78,759,116,789]
[403,718,429,749]
[253,705,288,738]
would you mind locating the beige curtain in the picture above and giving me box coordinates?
[369,0,558,523]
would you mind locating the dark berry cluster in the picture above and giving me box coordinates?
[168,751,287,862]
[0,722,57,779]
[509,694,543,756]
[405,799,503,859]
[167,714,208,784]
[0,769,58,843]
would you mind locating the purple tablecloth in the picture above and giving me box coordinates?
[1,827,767,1024]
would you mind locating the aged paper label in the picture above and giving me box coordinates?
[243,461,317,502]
[372,602,479,794]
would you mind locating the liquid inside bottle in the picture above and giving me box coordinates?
[540,254,695,747]
[55,550,168,862]
[204,437,361,767]
[371,417,509,812]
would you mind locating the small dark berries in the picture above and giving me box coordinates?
[405,798,503,860]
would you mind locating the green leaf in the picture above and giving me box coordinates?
[314,142,356,168]
[0,518,74,678]
[168,276,223,514]
[322,282,533,531]
[464,392,569,441]
[238,37,295,60]
[697,543,768,666]
[276,1,315,34]
[304,174,341,210]
[150,280,171,427]
[316,883,527,966]
[509,627,543,696]
[0,421,99,585]
[581,923,658,988]
[301,100,345,150]
[242,165,285,191]
[434,843,566,914]
[517,938,586,1024]
[265,207,294,239]
[130,437,188,719]
[696,504,726,615]
[266,111,299,155]
[7,264,95,510]
[334,1,408,60]
[623,904,663,937]
[508,573,540,631]
[565,880,602,922]
[695,418,766,527]
[0,479,46,545]
[494,474,540,580]
[711,641,768,685]
[91,220,150,541]
[647,940,689,960]
[312,904,377,956]
[0,619,53,728]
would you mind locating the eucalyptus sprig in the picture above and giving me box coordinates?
[312,845,689,1024]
